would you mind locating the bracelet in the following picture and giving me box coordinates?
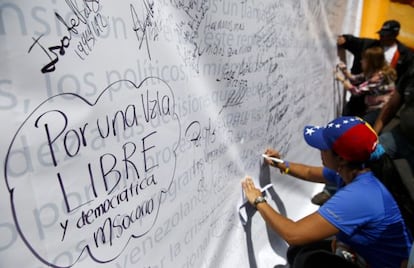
[253,196,267,208]
[282,161,290,174]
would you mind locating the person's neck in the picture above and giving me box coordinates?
[339,167,369,185]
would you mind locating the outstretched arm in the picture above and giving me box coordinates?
[242,177,338,246]
[264,148,327,184]
[373,90,402,133]
[337,35,377,56]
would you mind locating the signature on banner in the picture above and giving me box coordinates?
[130,0,161,60]
[28,0,108,73]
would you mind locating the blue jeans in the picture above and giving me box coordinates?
[380,126,414,171]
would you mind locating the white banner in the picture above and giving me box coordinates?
[0,1,359,267]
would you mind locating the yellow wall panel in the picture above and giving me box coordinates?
[360,0,414,48]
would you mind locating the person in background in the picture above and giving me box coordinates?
[312,20,414,205]
[242,116,412,268]
[337,20,413,117]
[374,60,414,171]
[335,46,397,125]
[337,20,412,81]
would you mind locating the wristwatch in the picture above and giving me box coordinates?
[253,196,267,208]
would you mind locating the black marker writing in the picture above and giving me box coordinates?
[28,0,107,73]
[130,0,160,60]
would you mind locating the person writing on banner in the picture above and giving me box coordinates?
[311,20,414,206]
[335,46,397,125]
[242,116,412,268]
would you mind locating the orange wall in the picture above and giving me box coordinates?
[360,0,414,49]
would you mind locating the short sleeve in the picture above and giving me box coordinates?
[318,185,375,235]
[322,168,343,188]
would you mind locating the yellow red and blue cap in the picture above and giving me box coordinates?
[303,116,378,162]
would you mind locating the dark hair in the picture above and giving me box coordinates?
[331,149,365,170]
[365,153,395,181]
[332,144,393,177]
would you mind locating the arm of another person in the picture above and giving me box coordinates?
[335,67,365,93]
[264,148,327,184]
[337,76,358,92]
[336,62,354,81]
[337,35,362,53]
[373,88,403,134]
[345,73,385,95]
[242,177,339,246]
[375,62,414,133]
[337,35,376,55]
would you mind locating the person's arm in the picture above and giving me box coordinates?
[337,77,355,91]
[337,62,353,80]
[337,35,364,55]
[374,64,414,133]
[264,148,326,183]
[337,35,377,56]
[342,70,354,80]
[373,90,402,133]
[242,177,339,246]
[335,67,364,92]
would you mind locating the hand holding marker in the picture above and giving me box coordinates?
[262,154,290,174]
[262,154,284,164]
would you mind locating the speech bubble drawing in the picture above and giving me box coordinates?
[4,77,181,268]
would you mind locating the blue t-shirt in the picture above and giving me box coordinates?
[319,168,412,268]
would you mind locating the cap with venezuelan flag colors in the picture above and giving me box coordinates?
[303,116,378,162]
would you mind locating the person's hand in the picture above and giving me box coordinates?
[335,71,345,82]
[264,148,281,167]
[337,62,347,71]
[337,35,346,46]
[241,176,262,206]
